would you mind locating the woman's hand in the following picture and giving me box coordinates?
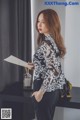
[25,62,34,70]
[32,89,45,102]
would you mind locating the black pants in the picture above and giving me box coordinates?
[32,80,60,120]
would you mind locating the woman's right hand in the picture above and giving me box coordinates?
[25,62,34,70]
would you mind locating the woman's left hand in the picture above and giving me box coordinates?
[32,89,45,102]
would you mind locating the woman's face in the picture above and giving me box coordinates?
[37,13,49,35]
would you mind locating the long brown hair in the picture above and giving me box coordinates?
[36,9,66,58]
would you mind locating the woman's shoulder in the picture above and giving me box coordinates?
[44,35,60,53]
[44,35,55,46]
[38,41,50,52]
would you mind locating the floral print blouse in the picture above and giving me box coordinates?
[33,35,65,92]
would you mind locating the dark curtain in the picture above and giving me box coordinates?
[0,0,31,91]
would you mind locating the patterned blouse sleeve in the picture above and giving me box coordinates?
[40,41,64,92]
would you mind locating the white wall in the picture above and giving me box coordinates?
[54,107,80,120]
[64,0,80,87]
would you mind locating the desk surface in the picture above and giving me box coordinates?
[0,82,80,109]
[0,82,80,120]
[57,87,80,109]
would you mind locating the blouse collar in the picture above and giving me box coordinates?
[44,34,53,41]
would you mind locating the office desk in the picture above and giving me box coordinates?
[57,87,80,109]
[0,82,35,120]
[0,82,80,120]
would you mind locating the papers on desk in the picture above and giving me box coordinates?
[4,55,28,67]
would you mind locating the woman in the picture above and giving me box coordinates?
[27,9,66,120]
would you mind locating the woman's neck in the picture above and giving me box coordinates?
[44,33,50,37]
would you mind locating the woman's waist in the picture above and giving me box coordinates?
[33,79,43,91]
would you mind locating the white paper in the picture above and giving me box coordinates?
[4,55,28,67]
